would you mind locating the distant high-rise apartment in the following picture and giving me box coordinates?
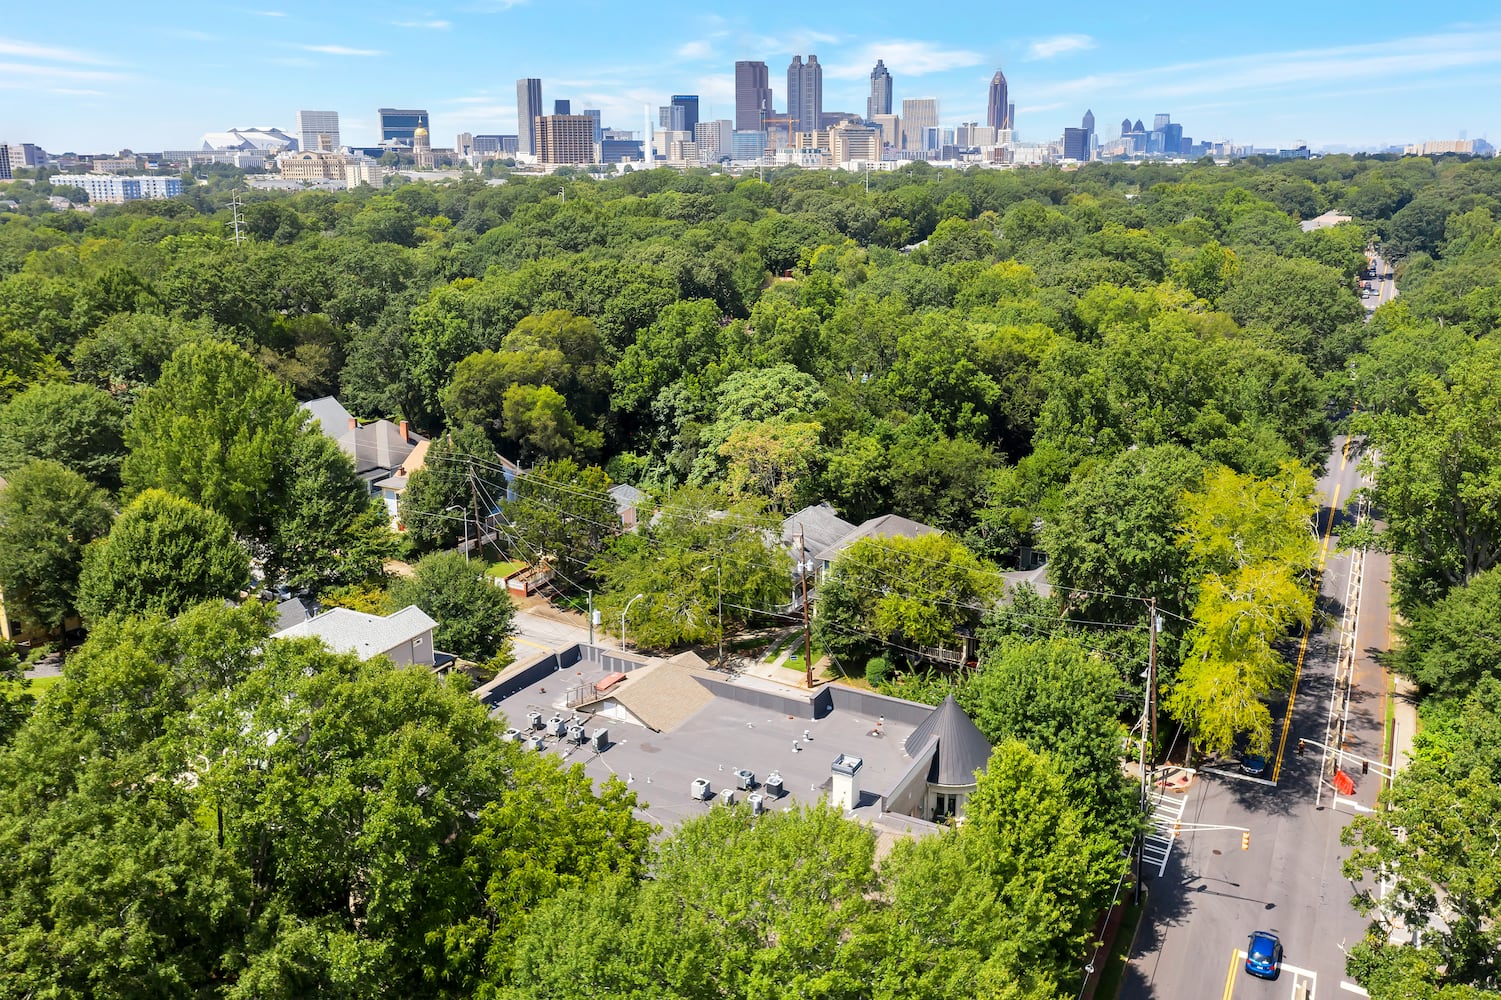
[986,70,1012,130]
[377,108,429,144]
[694,119,733,162]
[787,55,823,135]
[901,98,938,150]
[297,110,341,153]
[516,78,543,156]
[867,59,892,120]
[734,61,773,131]
[1062,127,1090,161]
[534,114,596,165]
[671,95,700,134]
[0,144,10,180]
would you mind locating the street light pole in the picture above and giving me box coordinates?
[621,593,645,652]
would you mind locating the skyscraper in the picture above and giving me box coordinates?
[297,110,341,153]
[901,98,938,150]
[1120,118,1132,136]
[1062,127,1090,161]
[787,55,823,136]
[1153,113,1171,130]
[534,115,596,165]
[1082,109,1095,135]
[867,60,892,120]
[671,95,700,134]
[554,99,571,115]
[659,105,686,131]
[377,108,429,144]
[734,61,773,132]
[986,70,1011,130]
[0,144,10,181]
[516,78,543,156]
[583,108,602,142]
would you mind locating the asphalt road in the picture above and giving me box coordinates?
[1122,438,1392,1000]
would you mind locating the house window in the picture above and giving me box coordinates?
[933,793,957,822]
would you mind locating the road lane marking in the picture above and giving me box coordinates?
[1223,948,1242,1000]
[1273,447,1348,783]
[512,637,554,652]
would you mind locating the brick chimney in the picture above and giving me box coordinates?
[348,417,358,431]
[399,419,410,441]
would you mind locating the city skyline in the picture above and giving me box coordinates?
[4,4,1501,152]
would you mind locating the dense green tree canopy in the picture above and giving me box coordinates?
[0,460,114,631]
[0,381,126,490]
[387,551,516,663]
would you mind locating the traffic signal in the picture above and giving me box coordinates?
[1296,739,1306,757]
[1241,831,1251,851]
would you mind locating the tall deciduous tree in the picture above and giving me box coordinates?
[500,459,617,587]
[397,423,495,554]
[0,382,127,491]
[386,551,515,663]
[1361,349,1501,609]
[592,486,791,651]
[813,532,1004,670]
[122,340,304,544]
[77,489,249,623]
[0,460,114,631]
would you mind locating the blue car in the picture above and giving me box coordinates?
[1245,931,1283,979]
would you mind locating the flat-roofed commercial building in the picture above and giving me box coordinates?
[50,174,182,204]
[534,114,596,165]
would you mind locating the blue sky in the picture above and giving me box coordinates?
[4,2,1500,153]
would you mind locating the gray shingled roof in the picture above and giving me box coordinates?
[273,605,438,661]
[813,513,940,565]
[598,654,716,733]
[903,694,993,787]
[781,503,856,558]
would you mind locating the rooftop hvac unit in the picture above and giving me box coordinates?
[764,770,785,798]
[527,711,543,730]
[502,728,521,743]
[526,736,545,751]
[547,716,566,736]
[719,787,736,806]
[748,792,765,815]
[590,728,609,751]
[567,725,587,744]
[690,778,712,800]
[734,768,756,790]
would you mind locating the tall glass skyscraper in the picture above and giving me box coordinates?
[986,70,1012,130]
[734,61,772,132]
[787,55,823,136]
[867,60,892,121]
[377,108,428,144]
[671,95,700,134]
[516,78,543,156]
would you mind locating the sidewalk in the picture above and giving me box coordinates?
[1389,675,1419,773]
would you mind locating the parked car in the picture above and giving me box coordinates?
[1245,930,1283,979]
[1240,754,1267,777]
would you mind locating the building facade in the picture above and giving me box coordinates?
[297,110,341,153]
[867,59,893,120]
[987,70,1012,130]
[50,174,183,204]
[1062,127,1090,161]
[671,95,700,134]
[730,130,768,161]
[534,114,596,165]
[377,108,429,144]
[693,119,733,163]
[734,61,773,132]
[829,121,880,164]
[901,98,938,150]
[516,78,543,156]
[278,151,345,182]
[0,144,9,180]
[872,113,900,151]
[787,55,823,136]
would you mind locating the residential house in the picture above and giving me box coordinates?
[886,694,993,822]
[609,483,647,529]
[781,503,856,595]
[272,604,440,668]
[301,397,428,522]
[811,513,941,579]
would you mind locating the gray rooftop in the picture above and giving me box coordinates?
[813,513,941,565]
[273,604,438,660]
[781,503,856,559]
[903,694,993,787]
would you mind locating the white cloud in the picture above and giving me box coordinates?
[677,40,713,60]
[49,87,108,96]
[394,19,451,29]
[0,37,111,64]
[0,61,125,81]
[464,0,528,10]
[1027,34,1096,60]
[827,40,984,80]
[299,44,384,56]
[1031,28,1501,118]
[255,9,287,16]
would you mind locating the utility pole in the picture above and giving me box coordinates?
[717,563,724,668]
[1147,597,1159,771]
[587,590,595,645]
[798,524,813,688]
[468,462,484,564]
[227,191,245,246]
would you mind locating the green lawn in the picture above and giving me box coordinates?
[783,639,822,674]
[482,560,527,580]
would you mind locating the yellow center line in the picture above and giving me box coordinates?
[1271,445,1349,782]
[512,637,554,652]
[1222,947,1241,1000]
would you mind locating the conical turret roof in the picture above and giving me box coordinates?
[904,694,993,787]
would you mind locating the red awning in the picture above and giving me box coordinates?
[596,672,627,692]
